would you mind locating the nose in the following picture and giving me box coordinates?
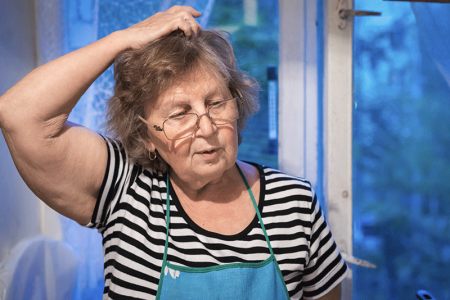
[196,113,216,137]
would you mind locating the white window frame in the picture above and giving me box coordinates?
[279,0,353,298]
[278,0,319,187]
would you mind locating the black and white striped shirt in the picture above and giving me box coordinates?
[87,139,347,299]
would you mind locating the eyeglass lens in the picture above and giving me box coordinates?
[163,98,240,140]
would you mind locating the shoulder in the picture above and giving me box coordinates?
[242,162,315,215]
[239,161,311,184]
[103,137,159,177]
[87,137,166,229]
[257,164,314,198]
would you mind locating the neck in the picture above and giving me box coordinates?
[169,163,241,201]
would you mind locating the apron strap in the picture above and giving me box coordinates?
[236,164,290,299]
[235,163,276,257]
[155,173,171,299]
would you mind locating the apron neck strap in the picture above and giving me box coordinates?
[235,163,275,257]
[160,174,171,274]
[164,164,276,256]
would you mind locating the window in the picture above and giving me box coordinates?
[208,0,279,168]
[353,1,450,299]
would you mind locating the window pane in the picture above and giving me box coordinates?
[208,0,279,168]
[353,1,450,299]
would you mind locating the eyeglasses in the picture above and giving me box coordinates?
[139,97,243,140]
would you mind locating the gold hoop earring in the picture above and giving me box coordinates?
[149,152,157,161]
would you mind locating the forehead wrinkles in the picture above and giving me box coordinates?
[158,72,228,108]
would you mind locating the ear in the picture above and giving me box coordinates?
[146,138,157,153]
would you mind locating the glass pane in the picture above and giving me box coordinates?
[353,1,450,299]
[208,0,279,168]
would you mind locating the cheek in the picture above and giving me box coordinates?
[154,137,193,166]
[223,125,239,153]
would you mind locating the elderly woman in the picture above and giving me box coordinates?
[0,6,347,300]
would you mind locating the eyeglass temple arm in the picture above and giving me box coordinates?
[138,116,164,131]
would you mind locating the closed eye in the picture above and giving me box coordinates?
[169,111,188,120]
[210,100,226,108]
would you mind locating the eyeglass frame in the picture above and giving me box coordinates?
[139,97,244,141]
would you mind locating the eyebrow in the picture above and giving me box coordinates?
[157,86,229,114]
[171,89,227,105]
[204,86,229,99]
[158,100,190,117]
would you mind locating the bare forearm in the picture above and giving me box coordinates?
[0,31,129,135]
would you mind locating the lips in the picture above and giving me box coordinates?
[205,149,216,153]
[200,149,217,154]
[196,147,219,155]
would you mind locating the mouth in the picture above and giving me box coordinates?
[201,149,216,154]
[198,148,218,155]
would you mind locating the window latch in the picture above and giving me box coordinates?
[339,9,381,19]
[338,6,381,30]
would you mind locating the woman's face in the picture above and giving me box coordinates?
[146,69,239,186]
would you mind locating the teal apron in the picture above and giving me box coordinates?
[155,164,290,300]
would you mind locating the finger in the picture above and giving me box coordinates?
[183,17,201,35]
[178,17,194,36]
[191,21,201,35]
[169,13,197,36]
[167,5,201,18]
[185,7,202,18]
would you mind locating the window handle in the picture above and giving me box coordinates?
[337,4,382,30]
[339,9,381,19]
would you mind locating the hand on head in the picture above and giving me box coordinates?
[123,5,202,50]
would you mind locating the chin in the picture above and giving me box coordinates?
[197,156,235,177]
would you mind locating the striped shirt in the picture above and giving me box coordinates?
[87,139,348,299]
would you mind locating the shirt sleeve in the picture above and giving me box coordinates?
[85,137,132,231]
[302,191,348,299]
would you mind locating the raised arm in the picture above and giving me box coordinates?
[0,6,201,225]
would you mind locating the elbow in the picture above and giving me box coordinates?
[0,93,20,132]
[0,93,68,139]
[0,95,7,130]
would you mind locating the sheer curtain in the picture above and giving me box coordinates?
[411,2,450,88]
[34,0,215,299]
[34,1,104,298]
